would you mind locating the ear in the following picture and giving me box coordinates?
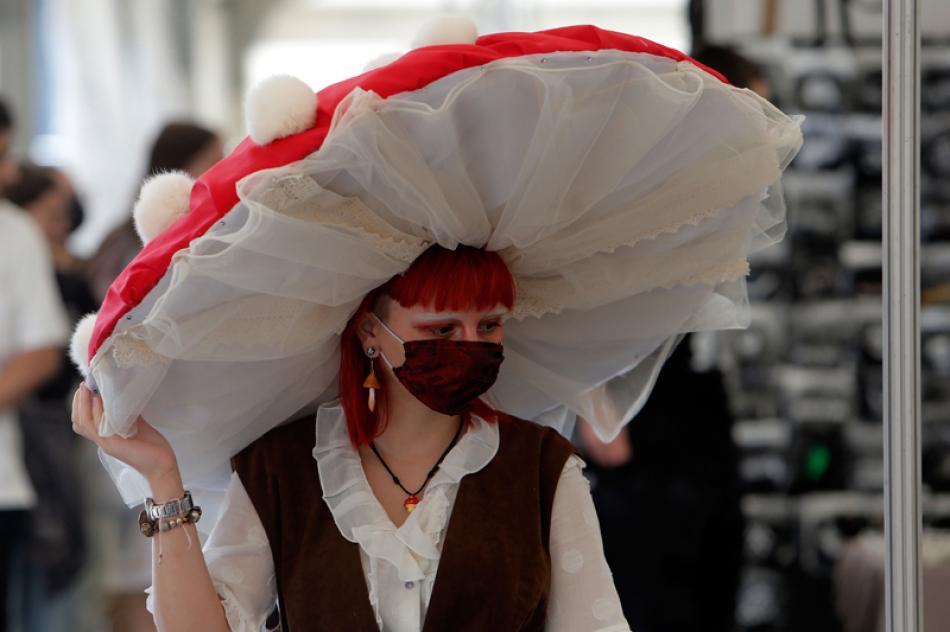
[355,312,378,347]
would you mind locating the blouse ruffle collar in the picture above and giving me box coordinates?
[311,402,499,582]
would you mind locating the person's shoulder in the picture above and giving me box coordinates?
[0,201,44,244]
[497,413,577,455]
[0,202,52,276]
[232,415,316,471]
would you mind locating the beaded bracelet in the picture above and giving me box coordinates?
[138,495,202,538]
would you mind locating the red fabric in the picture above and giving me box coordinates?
[90,25,727,359]
[393,339,505,416]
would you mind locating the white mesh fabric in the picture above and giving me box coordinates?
[90,50,802,512]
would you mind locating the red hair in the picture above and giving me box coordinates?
[339,245,516,446]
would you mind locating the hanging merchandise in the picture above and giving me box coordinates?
[68,24,804,515]
[735,419,793,493]
[787,48,858,112]
[747,242,794,302]
[784,172,855,243]
[775,365,854,425]
[853,61,882,114]
[721,304,789,419]
[735,497,796,631]
[790,115,852,172]
[922,119,950,180]
[922,60,950,112]
[921,186,950,244]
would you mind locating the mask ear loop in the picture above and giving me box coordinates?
[370,313,401,370]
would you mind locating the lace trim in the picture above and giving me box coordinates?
[259,175,429,263]
[512,257,750,320]
[505,143,780,276]
[111,334,165,369]
[672,257,750,289]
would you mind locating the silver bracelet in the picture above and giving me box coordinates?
[138,491,202,537]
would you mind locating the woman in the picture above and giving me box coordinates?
[4,165,91,630]
[74,243,627,631]
[69,20,802,632]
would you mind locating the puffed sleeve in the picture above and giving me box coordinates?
[546,455,632,632]
[146,472,277,632]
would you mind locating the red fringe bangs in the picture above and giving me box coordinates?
[386,245,516,312]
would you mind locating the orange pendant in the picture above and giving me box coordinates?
[363,372,381,390]
[404,495,420,512]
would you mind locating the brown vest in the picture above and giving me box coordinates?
[232,414,577,632]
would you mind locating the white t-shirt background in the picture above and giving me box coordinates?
[0,201,69,509]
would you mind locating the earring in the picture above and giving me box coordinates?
[363,347,381,412]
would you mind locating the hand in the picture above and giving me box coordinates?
[578,419,633,468]
[71,384,178,484]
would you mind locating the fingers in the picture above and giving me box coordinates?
[70,388,80,432]
[92,393,104,430]
[72,386,92,439]
[71,384,104,443]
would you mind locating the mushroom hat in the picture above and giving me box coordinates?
[75,21,803,511]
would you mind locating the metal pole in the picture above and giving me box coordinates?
[882,0,922,630]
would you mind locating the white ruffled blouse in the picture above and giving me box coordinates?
[149,403,631,632]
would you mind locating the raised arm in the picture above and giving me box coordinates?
[71,385,232,632]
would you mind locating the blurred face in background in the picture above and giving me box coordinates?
[0,129,20,194]
[184,137,224,178]
[25,181,71,247]
[748,77,771,101]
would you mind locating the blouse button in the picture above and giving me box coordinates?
[404,581,415,590]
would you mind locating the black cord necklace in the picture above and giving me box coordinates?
[370,419,464,513]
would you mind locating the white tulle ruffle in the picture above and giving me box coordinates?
[90,49,802,511]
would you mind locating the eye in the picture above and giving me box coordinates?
[479,321,502,334]
[428,324,456,337]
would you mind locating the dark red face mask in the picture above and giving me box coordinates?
[375,316,504,415]
[394,339,504,415]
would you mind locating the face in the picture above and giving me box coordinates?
[27,186,72,246]
[184,138,224,178]
[0,130,19,194]
[748,77,772,101]
[359,299,508,369]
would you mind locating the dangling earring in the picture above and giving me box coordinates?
[363,347,381,412]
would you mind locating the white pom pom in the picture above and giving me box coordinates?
[245,75,317,145]
[70,313,98,376]
[363,51,403,73]
[410,15,478,49]
[132,171,194,244]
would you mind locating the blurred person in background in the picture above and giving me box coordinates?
[83,121,221,632]
[577,45,769,632]
[88,122,223,300]
[4,163,97,631]
[0,99,70,632]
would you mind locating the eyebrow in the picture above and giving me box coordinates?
[413,310,509,323]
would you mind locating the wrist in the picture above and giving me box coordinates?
[147,466,184,502]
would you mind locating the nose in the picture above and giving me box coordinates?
[458,326,480,342]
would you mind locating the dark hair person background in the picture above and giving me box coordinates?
[85,121,221,632]
[87,122,223,300]
[6,164,98,400]
[577,44,769,632]
[0,99,70,632]
[4,163,98,630]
